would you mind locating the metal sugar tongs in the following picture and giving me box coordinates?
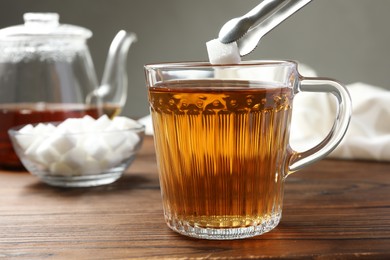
[218,0,313,56]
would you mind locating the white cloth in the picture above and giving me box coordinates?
[291,82,390,161]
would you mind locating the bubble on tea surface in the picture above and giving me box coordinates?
[206,39,241,65]
[196,99,204,108]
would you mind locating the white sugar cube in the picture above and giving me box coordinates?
[25,136,46,162]
[49,162,75,176]
[15,135,35,151]
[116,132,140,157]
[104,151,124,168]
[111,116,140,130]
[81,115,96,131]
[45,123,57,132]
[35,141,61,166]
[83,135,109,160]
[206,39,241,65]
[94,115,111,130]
[16,124,43,151]
[19,124,34,134]
[45,134,77,154]
[79,158,103,175]
[57,118,84,133]
[103,132,127,151]
[62,146,87,169]
[33,123,51,134]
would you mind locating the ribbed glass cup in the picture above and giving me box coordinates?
[145,61,351,240]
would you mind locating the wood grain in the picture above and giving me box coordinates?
[0,136,389,259]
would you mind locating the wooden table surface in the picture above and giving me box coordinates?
[0,136,389,259]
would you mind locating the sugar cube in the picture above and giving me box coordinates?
[206,38,241,65]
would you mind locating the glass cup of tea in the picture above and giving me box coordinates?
[144,60,352,240]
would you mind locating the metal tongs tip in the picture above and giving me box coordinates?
[218,0,312,57]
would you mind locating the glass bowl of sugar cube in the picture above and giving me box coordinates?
[8,115,145,187]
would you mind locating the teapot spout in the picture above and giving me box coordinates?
[90,30,136,117]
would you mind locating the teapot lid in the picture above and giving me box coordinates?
[0,13,92,40]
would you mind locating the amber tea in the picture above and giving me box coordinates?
[149,80,293,236]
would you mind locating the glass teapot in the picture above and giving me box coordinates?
[0,13,136,169]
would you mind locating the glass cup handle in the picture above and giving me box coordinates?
[287,77,352,174]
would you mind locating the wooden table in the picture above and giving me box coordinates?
[1,136,389,259]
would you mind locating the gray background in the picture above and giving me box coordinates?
[0,0,388,118]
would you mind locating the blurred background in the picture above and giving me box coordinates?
[0,0,389,118]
